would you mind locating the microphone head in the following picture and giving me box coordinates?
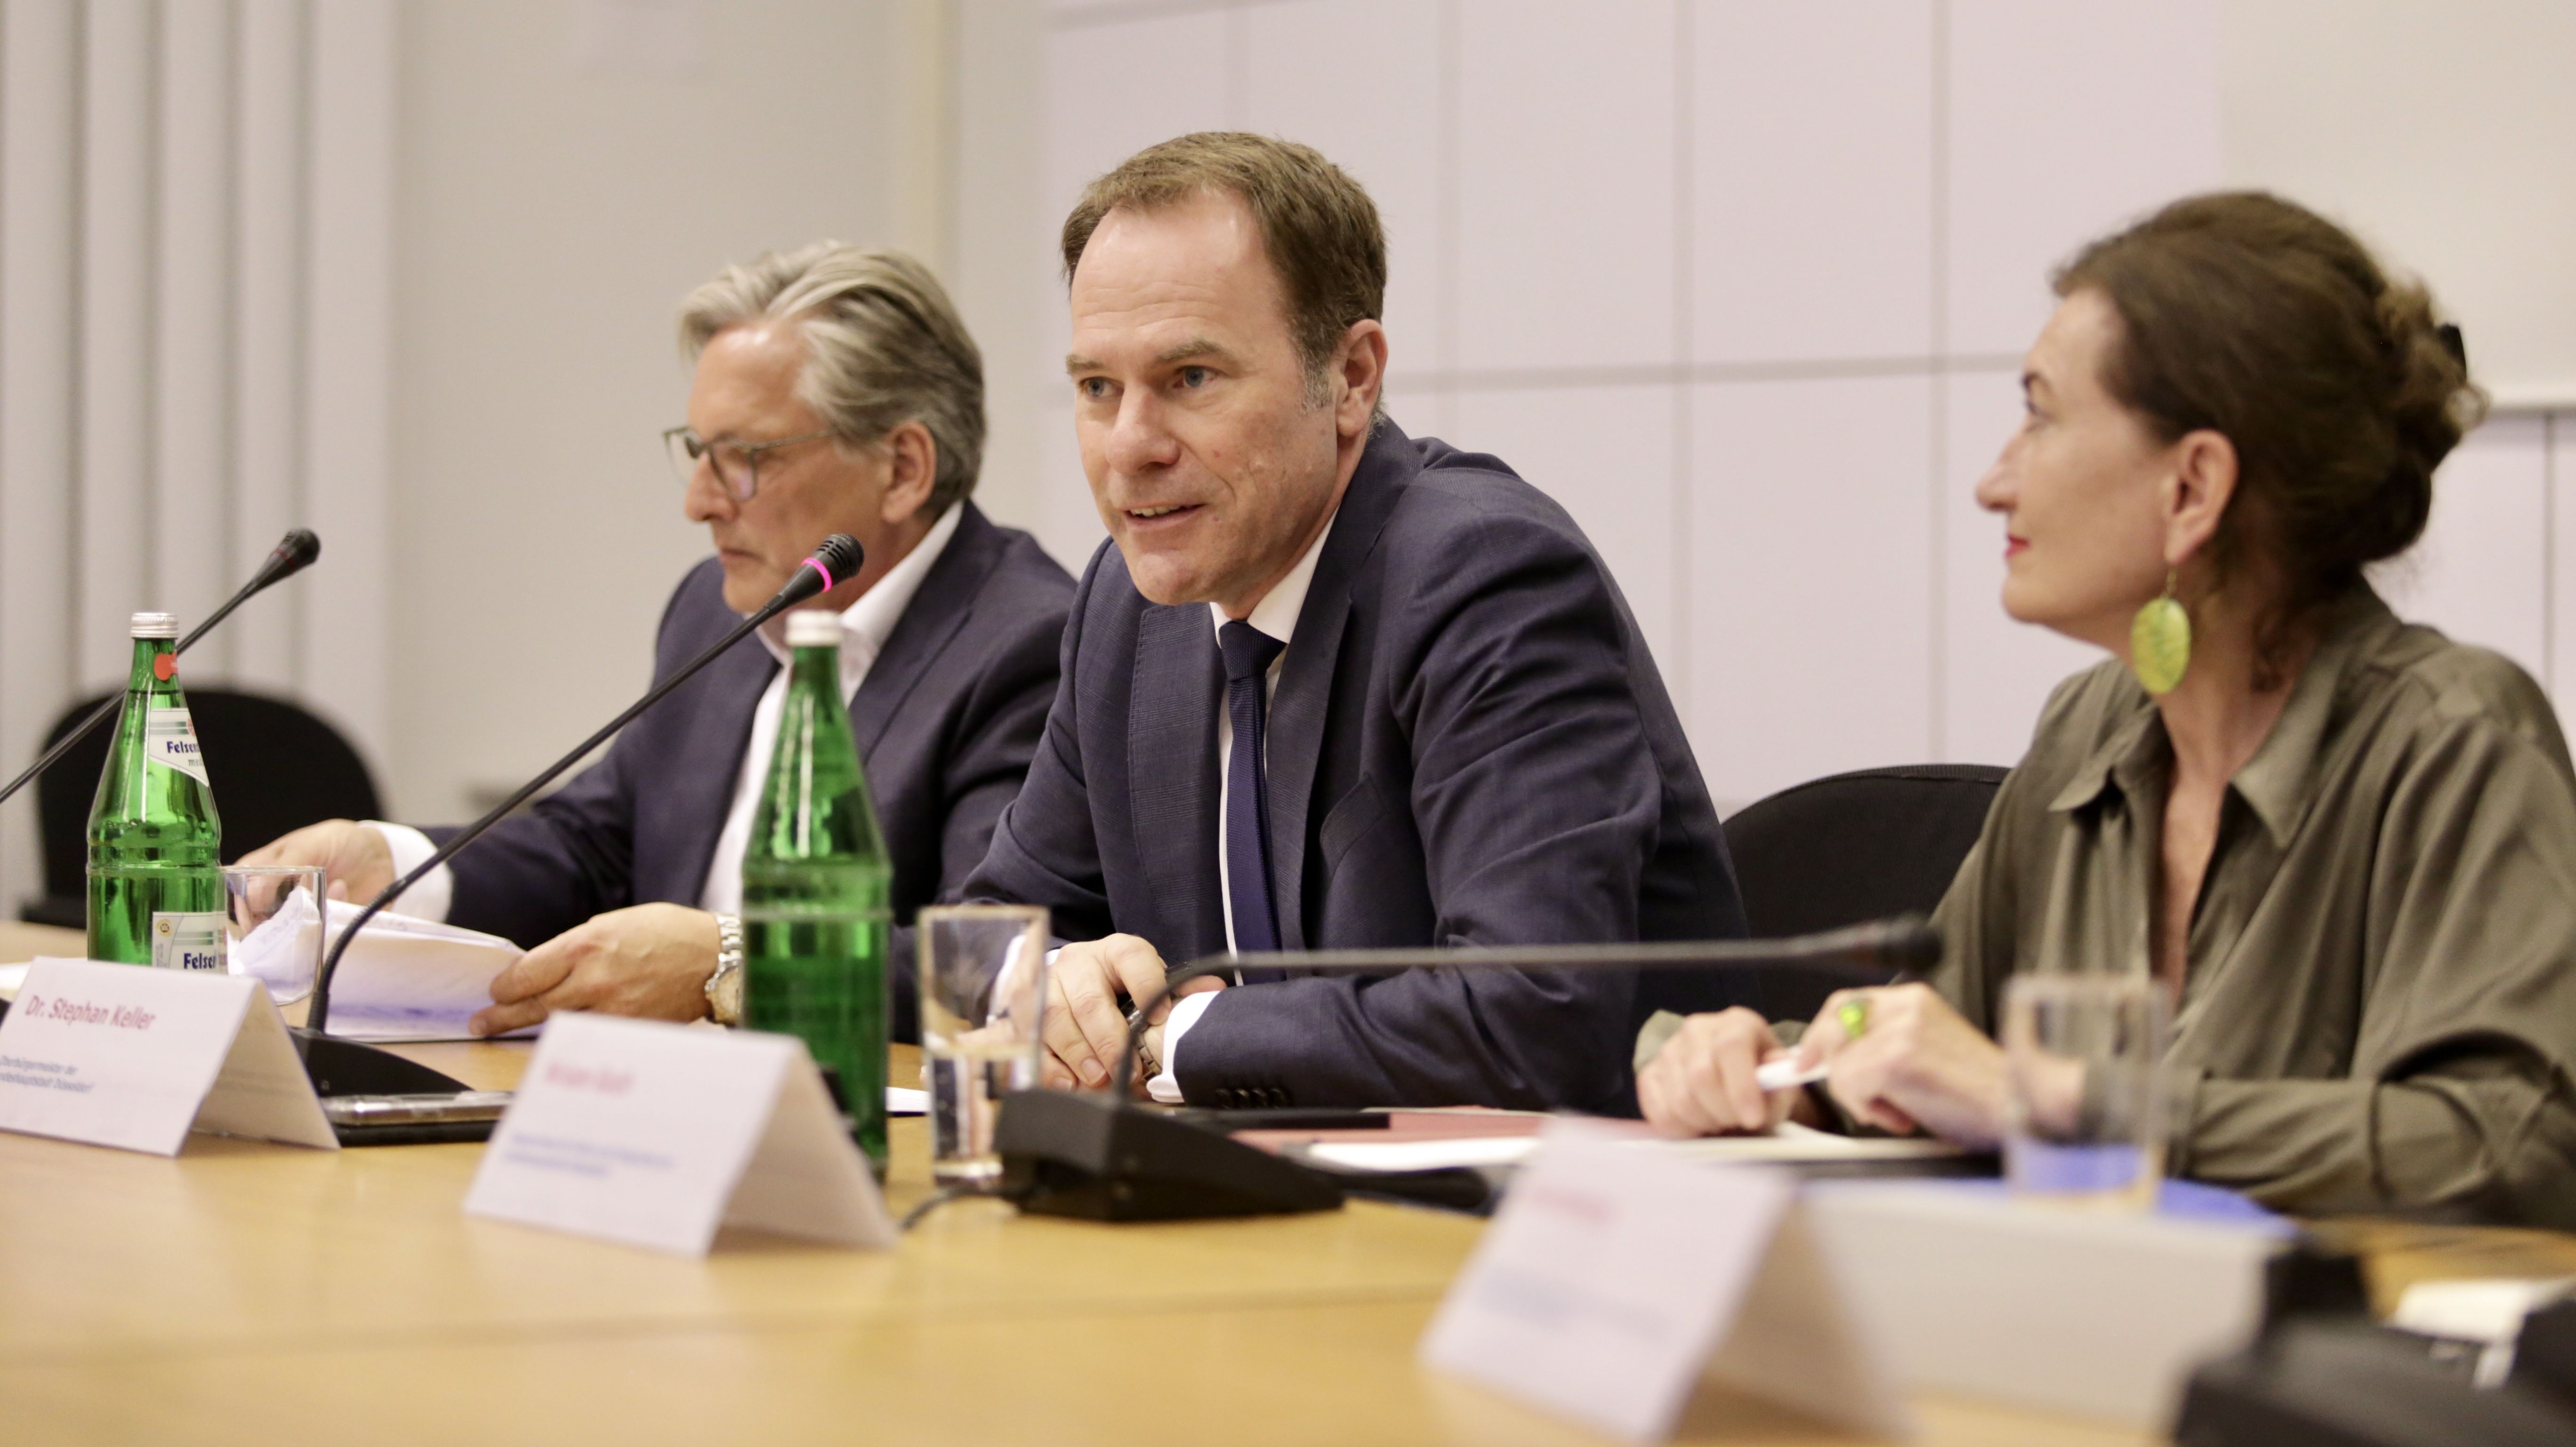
[811,533,862,585]
[280,528,321,569]
[766,534,869,613]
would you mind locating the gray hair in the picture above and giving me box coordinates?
[677,243,985,513]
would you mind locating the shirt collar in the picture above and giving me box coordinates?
[2227,587,2401,844]
[755,502,962,674]
[1206,508,1338,653]
[2046,586,2403,846]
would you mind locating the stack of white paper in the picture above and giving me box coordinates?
[232,892,527,1042]
[1302,1120,1964,1175]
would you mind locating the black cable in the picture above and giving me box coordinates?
[899,1185,974,1232]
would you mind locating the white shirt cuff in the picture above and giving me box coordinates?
[1146,990,1217,1105]
[364,821,454,922]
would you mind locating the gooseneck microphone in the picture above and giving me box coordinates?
[993,916,1945,1222]
[302,534,862,1055]
[1108,917,1943,1102]
[0,529,323,810]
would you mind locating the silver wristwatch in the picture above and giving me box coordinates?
[1127,1004,1162,1083]
[705,912,745,1027]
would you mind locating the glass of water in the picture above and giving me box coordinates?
[917,904,1049,1189]
[222,864,327,990]
[2002,971,2168,1210]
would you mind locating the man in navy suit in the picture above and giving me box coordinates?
[969,135,1743,1112]
[244,245,1072,1039]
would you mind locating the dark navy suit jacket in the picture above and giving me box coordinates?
[434,502,1074,1036]
[965,426,1745,1111]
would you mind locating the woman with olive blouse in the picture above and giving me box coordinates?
[1636,192,2576,1229]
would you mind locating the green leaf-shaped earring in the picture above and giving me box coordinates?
[2130,569,2191,696]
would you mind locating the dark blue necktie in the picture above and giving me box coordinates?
[1219,620,1287,959]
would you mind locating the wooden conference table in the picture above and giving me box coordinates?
[5,919,2574,1446]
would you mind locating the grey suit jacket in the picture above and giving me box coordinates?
[433,502,1074,1039]
[965,425,1745,1111]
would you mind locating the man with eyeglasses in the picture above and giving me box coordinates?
[243,244,1073,1038]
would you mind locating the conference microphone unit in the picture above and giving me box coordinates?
[0,528,322,811]
[296,534,864,1117]
[992,916,1943,1222]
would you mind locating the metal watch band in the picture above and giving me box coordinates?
[1126,1004,1161,1084]
[706,912,745,1027]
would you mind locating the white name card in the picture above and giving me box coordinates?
[464,1013,896,1257]
[1419,1119,1908,1443]
[0,958,337,1156]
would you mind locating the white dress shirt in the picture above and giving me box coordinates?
[1147,510,1336,1102]
[371,504,962,923]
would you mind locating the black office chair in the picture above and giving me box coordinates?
[1723,763,2008,1024]
[21,687,383,927]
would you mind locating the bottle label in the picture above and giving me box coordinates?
[144,708,210,786]
[150,912,229,972]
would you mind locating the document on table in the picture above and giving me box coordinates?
[230,893,528,1042]
[1302,1121,1964,1173]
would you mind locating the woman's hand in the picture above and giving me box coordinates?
[1636,1007,1811,1137]
[1796,983,2012,1149]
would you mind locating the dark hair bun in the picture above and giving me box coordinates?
[2360,280,2476,565]
[2055,191,2488,642]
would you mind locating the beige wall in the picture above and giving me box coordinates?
[2222,0,2576,725]
[2223,0,2576,406]
[296,0,2576,837]
[387,0,907,820]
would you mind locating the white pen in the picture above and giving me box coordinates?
[1754,1057,1827,1092]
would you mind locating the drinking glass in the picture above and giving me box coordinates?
[2002,972,2168,1210]
[222,864,327,992]
[917,904,1049,1188]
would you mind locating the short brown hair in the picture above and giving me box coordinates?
[2056,192,2486,664]
[1061,133,1385,393]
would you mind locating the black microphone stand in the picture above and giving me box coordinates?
[993,917,1944,1222]
[295,536,863,1099]
[0,530,321,811]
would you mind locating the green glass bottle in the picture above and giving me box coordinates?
[87,612,226,969]
[741,608,891,1177]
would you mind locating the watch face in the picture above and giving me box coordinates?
[708,964,745,1025]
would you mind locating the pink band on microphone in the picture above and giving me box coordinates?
[802,558,835,593]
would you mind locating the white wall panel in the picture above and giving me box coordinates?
[390,0,896,820]
[1692,376,1933,809]
[1939,367,2097,765]
[1455,0,1677,372]
[1947,0,2222,356]
[1036,0,2250,814]
[0,0,81,916]
[79,0,159,683]
[232,0,309,692]
[1041,12,1230,395]
[1240,0,1444,380]
[2375,417,2550,684]
[305,0,395,759]
[155,0,239,663]
[1032,403,1109,574]
[1693,0,1934,364]
[1454,385,1681,680]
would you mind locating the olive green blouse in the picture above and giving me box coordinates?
[1931,586,2576,1227]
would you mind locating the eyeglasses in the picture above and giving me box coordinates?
[663,426,832,502]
